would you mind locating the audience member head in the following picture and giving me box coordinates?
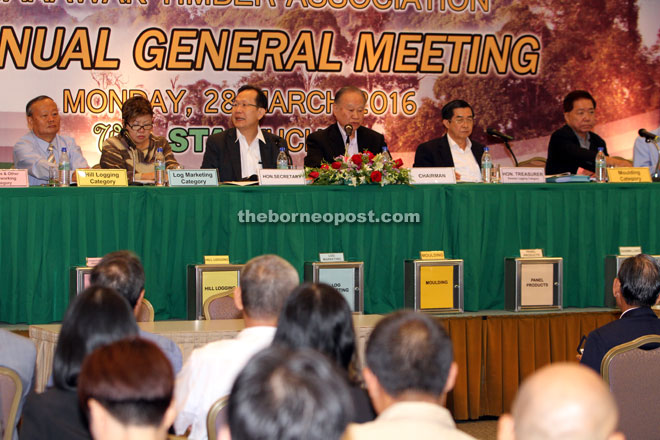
[333,86,367,132]
[78,338,175,440]
[563,90,597,137]
[222,346,353,440]
[363,311,457,413]
[52,286,139,391]
[441,99,475,143]
[497,363,622,440]
[273,283,356,373]
[91,250,145,313]
[614,253,660,308]
[235,254,298,325]
[26,95,60,142]
[231,85,268,133]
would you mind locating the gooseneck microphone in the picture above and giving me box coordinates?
[344,124,353,156]
[120,128,139,184]
[486,127,518,166]
[639,128,659,142]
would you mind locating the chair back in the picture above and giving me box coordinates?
[0,366,23,440]
[203,289,242,320]
[601,334,660,440]
[207,395,229,440]
[136,297,155,322]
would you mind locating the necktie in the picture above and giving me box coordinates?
[47,144,55,164]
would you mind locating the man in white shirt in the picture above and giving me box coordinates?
[413,100,485,182]
[201,85,288,181]
[13,95,89,186]
[173,254,299,440]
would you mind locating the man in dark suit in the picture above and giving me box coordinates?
[202,85,287,181]
[413,100,485,182]
[580,254,660,372]
[304,86,385,167]
[545,90,629,175]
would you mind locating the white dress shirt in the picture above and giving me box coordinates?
[337,123,359,157]
[236,127,265,178]
[447,134,481,182]
[173,326,276,440]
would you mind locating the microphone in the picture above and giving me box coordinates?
[486,127,514,141]
[639,128,659,142]
[120,128,137,149]
[344,124,353,156]
[120,128,139,184]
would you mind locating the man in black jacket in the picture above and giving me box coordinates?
[545,90,628,175]
[202,85,287,181]
[304,86,385,167]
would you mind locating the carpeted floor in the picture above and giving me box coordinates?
[456,417,499,439]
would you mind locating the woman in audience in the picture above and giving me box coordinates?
[100,96,179,182]
[19,286,139,440]
[272,283,376,423]
[78,338,176,440]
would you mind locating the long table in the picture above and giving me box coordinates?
[2,183,659,324]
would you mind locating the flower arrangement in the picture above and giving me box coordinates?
[305,151,411,186]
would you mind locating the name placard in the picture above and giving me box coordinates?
[76,169,128,187]
[420,251,445,260]
[319,253,345,262]
[520,249,544,258]
[86,257,102,267]
[0,169,28,187]
[204,255,230,264]
[501,167,545,183]
[258,169,305,186]
[619,246,642,256]
[607,167,652,183]
[168,169,218,187]
[410,167,456,184]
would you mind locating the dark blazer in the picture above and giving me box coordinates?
[304,123,386,167]
[201,128,286,182]
[545,124,608,174]
[20,388,92,440]
[580,307,660,373]
[413,134,485,168]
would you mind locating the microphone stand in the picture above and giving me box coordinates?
[650,139,660,182]
[504,139,519,167]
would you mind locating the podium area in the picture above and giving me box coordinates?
[2,183,659,324]
[29,308,620,420]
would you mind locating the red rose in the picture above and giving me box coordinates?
[309,171,319,179]
[394,158,404,168]
[321,164,330,170]
[331,161,342,169]
[351,154,363,166]
[366,151,375,161]
[370,170,382,183]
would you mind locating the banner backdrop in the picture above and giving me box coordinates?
[1,0,659,168]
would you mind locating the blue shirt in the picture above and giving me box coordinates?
[13,131,89,186]
[633,127,660,176]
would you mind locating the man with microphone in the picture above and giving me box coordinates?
[413,99,485,182]
[304,86,385,167]
[633,127,660,175]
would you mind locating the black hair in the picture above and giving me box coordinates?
[52,286,139,391]
[90,250,145,308]
[26,95,53,116]
[563,90,596,113]
[617,254,660,307]
[365,311,453,398]
[121,96,153,126]
[227,346,353,440]
[273,283,356,372]
[441,99,473,120]
[236,84,268,110]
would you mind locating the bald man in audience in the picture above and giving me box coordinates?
[343,311,474,440]
[497,363,623,440]
[174,254,299,440]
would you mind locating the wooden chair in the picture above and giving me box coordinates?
[206,395,229,440]
[136,298,155,322]
[517,156,547,168]
[601,334,660,440]
[203,289,242,320]
[0,366,23,440]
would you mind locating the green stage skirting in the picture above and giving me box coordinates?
[1,183,658,324]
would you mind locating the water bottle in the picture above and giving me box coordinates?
[154,147,166,186]
[58,147,70,187]
[276,147,289,170]
[381,146,393,161]
[481,146,493,183]
[595,147,607,183]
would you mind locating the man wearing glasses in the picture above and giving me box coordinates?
[14,95,89,186]
[413,100,484,182]
[202,85,287,182]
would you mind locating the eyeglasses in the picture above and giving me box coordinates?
[128,123,153,131]
[230,101,259,110]
[452,117,475,125]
